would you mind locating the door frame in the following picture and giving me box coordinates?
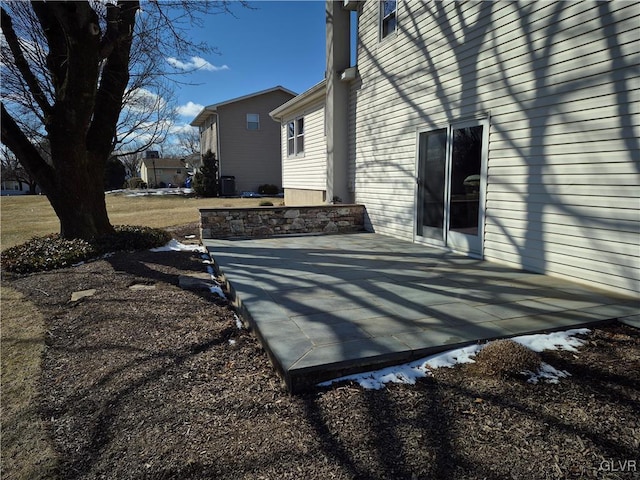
[413,116,489,259]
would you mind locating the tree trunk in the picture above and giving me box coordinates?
[1,1,139,240]
[45,150,115,239]
[1,88,115,239]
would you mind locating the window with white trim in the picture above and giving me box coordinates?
[287,117,304,156]
[247,113,260,130]
[381,0,397,39]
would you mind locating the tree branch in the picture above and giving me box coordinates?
[0,6,52,118]
[99,3,123,59]
[29,1,68,99]
[87,1,139,158]
[1,102,54,192]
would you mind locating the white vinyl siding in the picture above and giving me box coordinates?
[351,0,639,296]
[199,115,218,158]
[282,101,327,191]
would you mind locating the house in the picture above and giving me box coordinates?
[270,80,327,205]
[190,86,296,195]
[140,156,188,188]
[1,180,39,195]
[271,1,639,298]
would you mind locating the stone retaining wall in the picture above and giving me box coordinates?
[200,204,366,239]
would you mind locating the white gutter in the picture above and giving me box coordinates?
[269,79,326,122]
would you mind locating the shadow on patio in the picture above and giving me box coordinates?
[204,233,637,392]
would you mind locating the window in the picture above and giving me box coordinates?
[287,117,304,156]
[296,118,304,154]
[287,121,295,156]
[247,113,260,130]
[381,0,397,39]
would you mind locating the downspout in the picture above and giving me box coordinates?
[326,0,352,204]
[211,111,222,176]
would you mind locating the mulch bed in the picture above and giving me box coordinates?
[5,226,640,479]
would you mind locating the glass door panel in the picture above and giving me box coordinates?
[416,129,447,242]
[416,121,486,256]
[448,125,483,236]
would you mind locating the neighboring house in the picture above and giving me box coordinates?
[140,157,188,187]
[190,86,296,194]
[1,180,39,195]
[274,0,639,297]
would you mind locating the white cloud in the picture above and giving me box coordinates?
[166,56,229,72]
[169,123,198,135]
[175,101,204,118]
[125,87,167,113]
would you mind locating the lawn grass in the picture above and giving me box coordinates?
[0,285,59,480]
[0,193,283,249]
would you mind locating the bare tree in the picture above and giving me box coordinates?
[1,1,241,239]
[174,126,201,156]
[119,151,143,179]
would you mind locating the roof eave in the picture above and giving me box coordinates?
[269,80,326,122]
[189,106,218,127]
[190,85,297,126]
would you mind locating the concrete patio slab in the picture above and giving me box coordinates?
[620,314,640,329]
[203,233,638,392]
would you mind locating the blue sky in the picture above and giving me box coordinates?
[170,1,328,125]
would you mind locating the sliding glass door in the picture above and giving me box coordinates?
[415,120,487,256]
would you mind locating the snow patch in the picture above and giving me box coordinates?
[234,314,244,330]
[524,363,571,384]
[511,328,589,353]
[150,239,206,253]
[121,188,194,198]
[424,344,482,369]
[318,344,481,390]
[320,329,590,390]
[209,284,225,298]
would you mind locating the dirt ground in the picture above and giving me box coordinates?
[4,225,640,480]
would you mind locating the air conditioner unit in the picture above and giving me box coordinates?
[343,0,359,11]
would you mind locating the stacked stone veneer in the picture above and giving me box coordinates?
[200,204,366,239]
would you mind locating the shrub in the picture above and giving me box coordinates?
[258,184,280,195]
[90,225,172,254]
[193,150,219,197]
[471,339,541,378]
[126,177,147,189]
[1,225,171,274]
[1,235,96,274]
[259,201,274,206]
